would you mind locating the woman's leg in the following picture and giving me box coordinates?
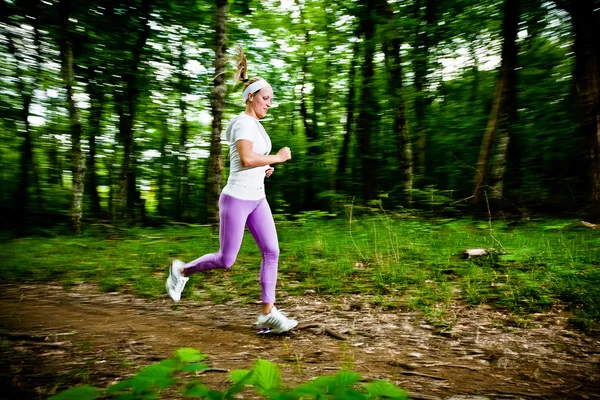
[248,203,298,333]
[182,194,256,275]
[245,198,279,307]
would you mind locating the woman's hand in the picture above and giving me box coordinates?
[276,146,292,163]
[265,167,274,178]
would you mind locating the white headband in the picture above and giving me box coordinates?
[242,79,271,101]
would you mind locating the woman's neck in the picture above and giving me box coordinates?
[244,108,258,119]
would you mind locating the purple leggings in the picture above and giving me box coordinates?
[183,193,279,304]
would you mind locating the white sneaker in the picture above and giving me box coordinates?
[166,259,189,302]
[256,307,298,334]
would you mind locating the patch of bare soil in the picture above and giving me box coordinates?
[0,283,599,400]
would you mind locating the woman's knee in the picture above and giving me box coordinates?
[220,254,237,269]
[262,247,279,264]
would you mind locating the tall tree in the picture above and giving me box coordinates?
[473,0,520,203]
[299,30,320,209]
[77,0,119,219]
[206,0,228,225]
[175,37,191,221]
[83,66,104,217]
[553,0,600,212]
[3,0,46,224]
[413,0,436,182]
[380,0,414,205]
[58,0,85,233]
[113,0,152,221]
[356,0,379,202]
[335,39,359,192]
[304,1,337,210]
[157,118,170,218]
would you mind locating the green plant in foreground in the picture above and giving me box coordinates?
[49,348,408,400]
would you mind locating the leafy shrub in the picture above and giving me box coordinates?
[50,348,409,400]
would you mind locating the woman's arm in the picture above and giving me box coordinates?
[236,139,291,168]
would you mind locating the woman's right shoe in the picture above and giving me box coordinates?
[256,307,298,334]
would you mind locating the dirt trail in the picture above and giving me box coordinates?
[0,283,599,400]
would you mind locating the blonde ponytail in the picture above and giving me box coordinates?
[233,45,267,100]
[233,45,249,84]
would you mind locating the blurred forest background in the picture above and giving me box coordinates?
[1,0,599,233]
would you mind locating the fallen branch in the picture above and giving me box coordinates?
[486,390,544,398]
[419,361,485,371]
[296,323,322,330]
[0,330,76,342]
[407,393,442,400]
[324,327,349,341]
[397,371,446,380]
[463,248,488,258]
[197,368,229,374]
[580,221,597,229]
[30,341,73,347]
[295,324,349,340]
[387,361,419,370]
[130,355,164,361]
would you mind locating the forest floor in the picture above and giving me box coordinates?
[0,283,599,400]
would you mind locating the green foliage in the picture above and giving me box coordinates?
[105,360,177,397]
[0,0,591,224]
[49,385,99,400]
[292,210,339,225]
[364,380,409,398]
[407,186,467,215]
[51,350,408,400]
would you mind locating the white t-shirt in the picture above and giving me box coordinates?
[222,113,272,200]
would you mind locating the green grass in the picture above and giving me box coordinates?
[1,216,599,331]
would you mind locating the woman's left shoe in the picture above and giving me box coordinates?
[166,259,189,302]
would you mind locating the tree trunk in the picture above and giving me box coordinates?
[488,0,519,200]
[356,0,378,202]
[393,41,414,205]
[299,29,320,209]
[15,89,34,222]
[554,0,600,211]
[47,137,62,186]
[324,8,336,208]
[84,68,103,217]
[107,148,117,220]
[335,40,359,192]
[118,83,136,221]
[177,102,190,221]
[473,0,520,203]
[4,8,45,224]
[158,119,169,218]
[413,0,436,182]
[381,3,413,205]
[118,0,151,222]
[206,0,227,225]
[30,20,46,216]
[59,0,85,234]
[176,40,190,221]
[468,41,481,106]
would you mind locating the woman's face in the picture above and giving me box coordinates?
[248,86,273,119]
